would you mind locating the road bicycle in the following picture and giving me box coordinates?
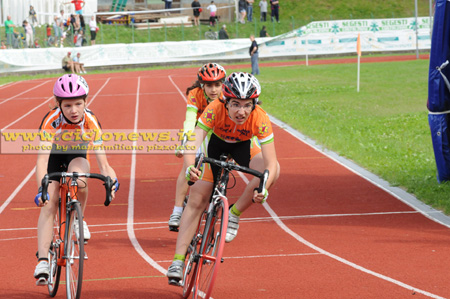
[176,153,269,299]
[41,172,115,299]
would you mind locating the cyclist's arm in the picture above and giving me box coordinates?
[183,126,207,180]
[36,141,52,188]
[260,141,278,190]
[94,148,118,196]
[182,108,197,137]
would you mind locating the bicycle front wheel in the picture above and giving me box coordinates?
[196,198,229,299]
[66,202,84,299]
[47,199,62,297]
[183,211,207,298]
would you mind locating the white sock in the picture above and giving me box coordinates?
[172,206,183,214]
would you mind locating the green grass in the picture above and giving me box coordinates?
[2,55,450,214]
[253,58,450,214]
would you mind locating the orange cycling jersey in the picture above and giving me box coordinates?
[197,100,274,144]
[39,107,103,147]
[187,87,223,119]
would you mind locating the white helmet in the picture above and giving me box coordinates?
[222,72,261,104]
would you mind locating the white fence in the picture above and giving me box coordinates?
[0,17,432,74]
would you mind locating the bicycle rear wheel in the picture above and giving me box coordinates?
[196,198,229,299]
[47,199,62,297]
[66,202,84,299]
[183,211,207,298]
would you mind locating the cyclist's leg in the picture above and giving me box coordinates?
[37,182,60,260]
[67,157,90,212]
[169,163,189,228]
[175,181,212,256]
[168,180,212,280]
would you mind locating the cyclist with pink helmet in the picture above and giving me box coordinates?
[168,63,227,231]
[167,72,280,283]
[33,74,118,285]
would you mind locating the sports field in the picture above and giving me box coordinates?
[1,57,450,298]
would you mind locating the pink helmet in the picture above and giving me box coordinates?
[53,74,89,99]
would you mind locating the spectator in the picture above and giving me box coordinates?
[260,25,270,37]
[218,24,229,39]
[29,5,38,26]
[34,39,40,48]
[23,20,34,48]
[207,1,217,26]
[46,24,53,46]
[191,0,201,26]
[64,0,85,15]
[1,41,6,49]
[79,14,86,32]
[259,0,268,22]
[238,0,247,24]
[74,29,84,47]
[270,0,279,23]
[4,16,15,48]
[247,0,254,22]
[59,10,66,31]
[74,14,81,33]
[89,15,97,45]
[53,15,62,46]
[73,52,87,73]
[249,35,260,75]
[62,52,75,73]
[164,0,173,15]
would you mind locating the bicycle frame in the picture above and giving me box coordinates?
[182,153,269,299]
[42,172,113,299]
[57,176,81,267]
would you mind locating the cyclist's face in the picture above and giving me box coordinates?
[227,99,253,125]
[203,82,222,101]
[59,98,86,123]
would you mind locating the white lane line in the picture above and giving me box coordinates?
[126,76,167,275]
[0,78,111,215]
[0,211,419,233]
[0,81,20,90]
[0,168,36,215]
[0,80,50,105]
[154,253,322,264]
[168,75,187,103]
[2,96,53,130]
[237,172,445,299]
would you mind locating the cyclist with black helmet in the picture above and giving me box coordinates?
[33,74,119,285]
[168,63,227,231]
[167,72,279,283]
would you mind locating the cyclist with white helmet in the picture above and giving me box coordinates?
[167,72,279,283]
[169,63,227,231]
[33,74,118,285]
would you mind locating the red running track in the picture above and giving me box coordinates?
[1,57,450,299]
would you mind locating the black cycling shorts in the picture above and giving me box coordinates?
[207,133,251,185]
[47,144,87,181]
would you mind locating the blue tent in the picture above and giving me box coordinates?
[428,0,450,182]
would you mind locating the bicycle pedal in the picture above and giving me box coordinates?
[35,277,48,286]
[168,278,181,287]
[169,226,179,232]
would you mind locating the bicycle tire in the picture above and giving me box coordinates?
[182,211,207,298]
[66,202,84,299]
[196,198,229,299]
[47,198,62,297]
